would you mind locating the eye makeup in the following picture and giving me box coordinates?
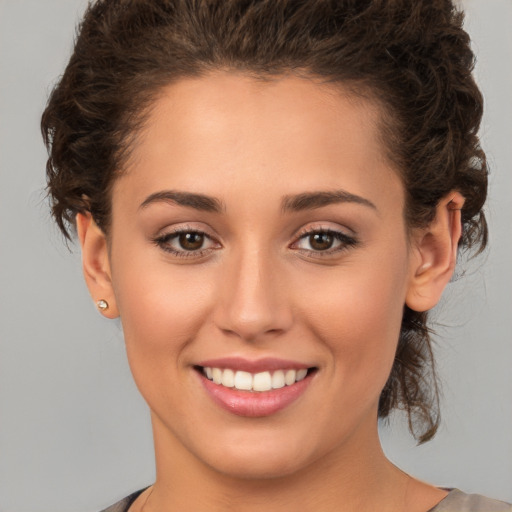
[151,222,359,262]
[151,224,221,259]
[290,227,359,258]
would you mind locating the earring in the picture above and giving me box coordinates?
[97,299,109,311]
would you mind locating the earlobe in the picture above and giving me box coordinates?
[76,212,119,319]
[405,192,464,312]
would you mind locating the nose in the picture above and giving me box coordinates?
[213,246,293,342]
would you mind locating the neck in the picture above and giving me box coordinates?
[144,412,411,512]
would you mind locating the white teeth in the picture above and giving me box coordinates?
[284,369,296,386]
[202,366,310,392]
[271,370,285,389]
[296,368,308,381]
[221,368,235,388]
[212,367,222,385]
[253,371,272,392]
[234,371,253,391]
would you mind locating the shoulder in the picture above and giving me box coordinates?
[99,488,147,512]
[98,488,512,512]
[430,489,512,512]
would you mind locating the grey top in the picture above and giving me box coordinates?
[427,489,512,511]
[100,488,512,512]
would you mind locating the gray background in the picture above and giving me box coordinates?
[0,1,510,511]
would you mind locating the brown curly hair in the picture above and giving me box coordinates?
[41,0,488,443]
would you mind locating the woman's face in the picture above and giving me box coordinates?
[106,73,418,478]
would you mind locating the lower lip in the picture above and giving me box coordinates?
[198,371,314,417]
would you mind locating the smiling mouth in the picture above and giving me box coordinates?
[197,366,316,392]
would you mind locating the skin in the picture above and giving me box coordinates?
[77,73,463,511]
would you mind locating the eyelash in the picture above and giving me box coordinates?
[152,226,218,259]
[291,227,358,257]
[152,226,358,260]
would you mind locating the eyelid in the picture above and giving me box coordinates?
[290,223,358,256]
[293,222,354,241]
[151,222,357,260]
[151,224,222,259]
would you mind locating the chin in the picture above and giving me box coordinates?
[206,451,309,481]
[196,429,322,481]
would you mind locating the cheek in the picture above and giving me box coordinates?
[110,262,221,419]
[300,253,409,395]
[110,247,214,376]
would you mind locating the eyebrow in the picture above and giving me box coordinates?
[139,190,225,213]
[139,189,376,215]
[281,190,377,213]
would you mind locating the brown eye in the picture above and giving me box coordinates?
[309,232,334,251]
[292,228,358,257]
[154,228,220,258]
[178,232,205,251]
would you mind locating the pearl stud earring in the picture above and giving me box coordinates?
[97,299,109,311]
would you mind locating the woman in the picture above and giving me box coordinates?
[40,1,511,511]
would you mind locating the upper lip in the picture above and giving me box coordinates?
[196,357,313,374]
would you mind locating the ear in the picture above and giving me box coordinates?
[406,191,464,312]
[76,212,119,319]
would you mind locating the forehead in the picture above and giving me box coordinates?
[116,72,402,212]
[134,72,385,161]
